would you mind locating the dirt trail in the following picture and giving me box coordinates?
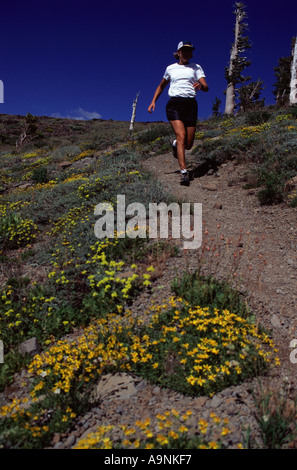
[141,146,297,380]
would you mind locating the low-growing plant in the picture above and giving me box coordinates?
[253,382,297,448]
[289,106,297,120]
[135,124,172,144]
[171,271,249,318]
[243,110,271,126]
[74,409,240,449]
[52,144,81,160]
[127,297,278,397]
[0,292,277,448]
[31,166,49,184]
[0,211,38,251]
[289,195,297,207]
[257,169,285,205]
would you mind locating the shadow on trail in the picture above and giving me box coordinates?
[161,156,220,180]
[189,159,219,180]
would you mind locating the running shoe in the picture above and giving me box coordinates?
[180,171,190,186]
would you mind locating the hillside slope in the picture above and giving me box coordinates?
[0,110,297,450]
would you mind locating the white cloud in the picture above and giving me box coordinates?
[51,107,102,120]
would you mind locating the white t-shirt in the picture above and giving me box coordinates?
[163,63,206,98]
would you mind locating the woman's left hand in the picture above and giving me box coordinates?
[193,82,202,91]
[194,78,209,92]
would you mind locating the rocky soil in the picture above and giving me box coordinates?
[2,144,297,449]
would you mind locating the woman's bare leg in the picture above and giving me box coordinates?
[170,120,196,170]
[184,126,196,150]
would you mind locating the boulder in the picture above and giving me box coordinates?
[90,373,138,403]
[19,337,40,356]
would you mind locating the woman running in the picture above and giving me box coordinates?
[148,40,209,185]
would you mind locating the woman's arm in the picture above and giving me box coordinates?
[194,77,209,92]
[148,78,169,113]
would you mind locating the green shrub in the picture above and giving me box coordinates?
[126,297,275,397]
[136,125,172,144]
[171,271,249,318]
[253,384,297,449]
[289,106,297,120]
[52,144,81,160]
[289,195,297,207]
[0,212,38,250]
[31,166,49,184]
[243,110,271,126]
[257,170,285,205]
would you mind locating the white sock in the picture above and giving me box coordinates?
[181,169,188,174]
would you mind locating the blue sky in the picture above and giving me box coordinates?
[0,0,297,123]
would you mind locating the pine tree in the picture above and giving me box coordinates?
[273,57,292,106]
[237,79,265,112]
[224,2,251,115]
[212,97,222,117]
[273,37,296,107]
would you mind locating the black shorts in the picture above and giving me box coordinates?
[166,97,198,127]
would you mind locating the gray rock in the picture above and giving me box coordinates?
[64,435,76,448]
[19,337,40,356]
[136,379,148,391]
[271,314,282,328]
[53,441,65,449]
[78,425,99,442]
[90,373,138,403]
[210,396,224,408]
[57,161,72,170]
[202,184,218,191]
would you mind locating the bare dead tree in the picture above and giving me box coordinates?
[129,92,140,131]
[0,80,4,104]
[16,129,27,149]
[290,36,297,105]
[225,2,251,115]
[16,113,38,149]
[249,79,262,101]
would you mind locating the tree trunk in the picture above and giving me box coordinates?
[129,92,140,131]
[16,130,27,149]
[0,80,3,104]
[225,83,236,115]
[248,79,261,101]
[225,7,241,115]
[290,37,297,105]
